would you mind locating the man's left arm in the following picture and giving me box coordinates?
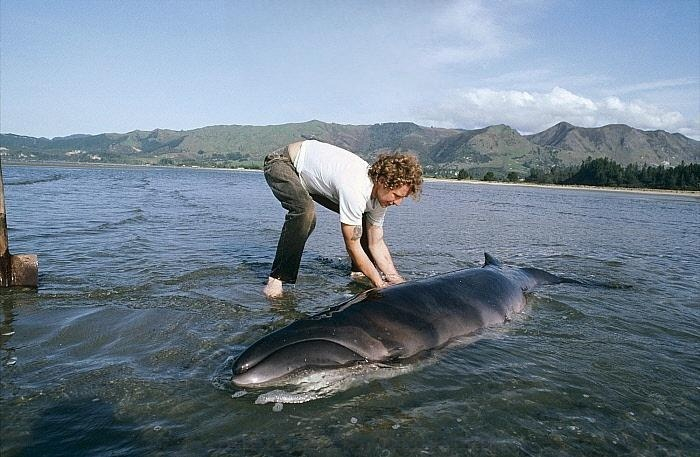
[366,223,405,284]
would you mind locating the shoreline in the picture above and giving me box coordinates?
[3,160,698,198]
[425,177,700,197]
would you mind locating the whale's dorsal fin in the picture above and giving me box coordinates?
[484,252,502,267]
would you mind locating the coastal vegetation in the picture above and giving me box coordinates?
[455,157,699,191]
[524,158,699,191]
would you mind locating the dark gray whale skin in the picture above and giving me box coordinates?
[232,254,576,387]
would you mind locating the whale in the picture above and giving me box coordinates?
[232,253,579,387]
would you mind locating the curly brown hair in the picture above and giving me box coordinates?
[368,153,423,199]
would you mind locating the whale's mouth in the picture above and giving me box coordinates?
[232,340,364,387]
[251,359,427,404]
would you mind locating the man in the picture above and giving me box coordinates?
[262,139,423,298]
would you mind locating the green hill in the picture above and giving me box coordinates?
[2,120,698,178]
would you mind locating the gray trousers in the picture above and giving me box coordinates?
[264,145,374,283]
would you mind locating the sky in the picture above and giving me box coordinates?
[1,0,699,140]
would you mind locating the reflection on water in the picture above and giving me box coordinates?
[1,165,699,456]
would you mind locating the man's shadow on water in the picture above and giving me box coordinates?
[17,398,152,457]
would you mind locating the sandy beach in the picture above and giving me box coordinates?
[425,177,700,198]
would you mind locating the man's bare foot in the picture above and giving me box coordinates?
[263,276,283,298]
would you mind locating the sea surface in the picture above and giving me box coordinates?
[1,164,698,456]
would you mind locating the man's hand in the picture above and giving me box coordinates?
[383,273,405,285]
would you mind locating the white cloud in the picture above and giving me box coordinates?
[602,96,685,129]
[420,87,700,139]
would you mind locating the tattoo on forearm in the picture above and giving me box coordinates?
[352,226,362,241]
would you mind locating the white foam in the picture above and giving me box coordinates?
[252,359,434,404]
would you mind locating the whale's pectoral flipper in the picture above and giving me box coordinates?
[232,340,364,386]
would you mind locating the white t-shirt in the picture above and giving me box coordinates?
[293,140,386,226]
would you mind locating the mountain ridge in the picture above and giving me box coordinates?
[2,120,698,177]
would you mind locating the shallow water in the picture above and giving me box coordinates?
[1,164,698,456]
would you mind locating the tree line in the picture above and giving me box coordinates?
[525,157,699,191]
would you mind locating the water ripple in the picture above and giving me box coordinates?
[1,165,698,456]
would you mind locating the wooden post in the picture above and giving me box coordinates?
[0,163,38,287]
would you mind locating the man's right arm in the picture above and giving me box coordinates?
[340,223,385,288]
